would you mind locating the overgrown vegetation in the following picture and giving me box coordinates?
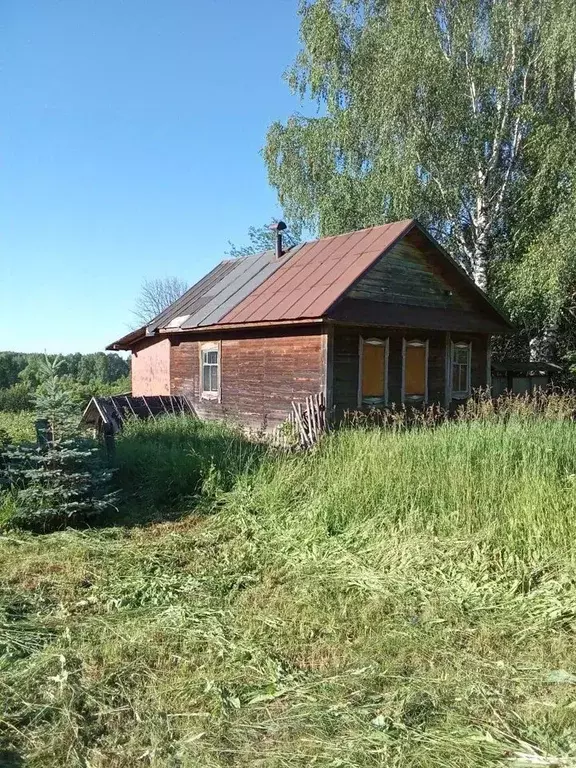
[0,351,130,413]
[2,398,576,766]
[1,358,116,532]
[112,415,263,522]
[0,411,35,443]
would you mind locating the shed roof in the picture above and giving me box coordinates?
[108,219,511,350]
[491,360,562,373]
[81,395,196,432]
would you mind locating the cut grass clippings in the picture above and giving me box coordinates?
[2,401,576,766]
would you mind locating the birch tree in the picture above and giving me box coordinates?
[498,0,576,359]
[265,0,575,293]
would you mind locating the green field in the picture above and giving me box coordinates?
[2,406,576,766]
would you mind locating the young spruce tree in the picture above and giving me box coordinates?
[5,356,116,531]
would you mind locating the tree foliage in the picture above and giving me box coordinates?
[0,351,129,390]
[132,277,189,326]
[2,357,116,531]
[495,0,576,357]
[0,351,130,412]
[265,0,576,305]
[225,221,300,258]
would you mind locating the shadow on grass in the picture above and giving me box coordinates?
[99,415,268,527]
[0,750,24,767]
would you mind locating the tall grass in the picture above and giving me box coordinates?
[224,416,576,556]
[2,400,576,766]
[113,415,264,520]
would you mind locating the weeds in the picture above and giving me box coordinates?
[112,415,265,522]
[0,411,35,443]
[2,399,576,765]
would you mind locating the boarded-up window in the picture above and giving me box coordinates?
[361,338,387,403]
[404,341,427,398]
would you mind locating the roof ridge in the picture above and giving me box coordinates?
[302,218,416,247]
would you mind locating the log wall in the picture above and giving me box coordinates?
[170,327,325,431]
[331,326,490,417]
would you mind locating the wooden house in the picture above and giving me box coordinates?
[107,220,512,430]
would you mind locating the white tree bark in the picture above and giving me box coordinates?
[529,325,558,362]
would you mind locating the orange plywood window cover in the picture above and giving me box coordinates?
[405,344,426,396]
[362,342,386,398]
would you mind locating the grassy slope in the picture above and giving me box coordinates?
[2,414,576,766]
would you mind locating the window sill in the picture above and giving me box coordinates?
[362,397,386,406]
[201,392,219,401]
[452,392,471,400]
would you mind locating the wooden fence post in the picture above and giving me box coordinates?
[35,419,53,448]
[103,424,116,464]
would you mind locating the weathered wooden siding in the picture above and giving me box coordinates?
[131,337,170,396]
[347,235,473,310]
[332,326,490,416]
[171,327,325,430]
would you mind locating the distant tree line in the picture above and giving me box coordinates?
[0,351,130,412]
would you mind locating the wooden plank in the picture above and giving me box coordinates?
[141,396,156,420]
[444,332,452,407]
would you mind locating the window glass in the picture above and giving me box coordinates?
[202,346,219,394]
[405,342,426,397]
[452,343,471,396]
[362,340,386,400]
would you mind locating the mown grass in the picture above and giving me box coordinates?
[2,403,576,766]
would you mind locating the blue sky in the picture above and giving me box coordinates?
[1,0,308,353]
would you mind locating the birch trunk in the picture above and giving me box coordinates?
[529,325,558,362]
[472,247,489,291]
[471,212,489,291]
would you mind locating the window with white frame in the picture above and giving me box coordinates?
[403,339,428,401]
[201,344,219,398]
[452,342,471,398]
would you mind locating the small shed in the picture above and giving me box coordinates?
[81,395,196,435]
[491,361,562,396]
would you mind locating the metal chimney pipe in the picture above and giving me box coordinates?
[270,220,287,259]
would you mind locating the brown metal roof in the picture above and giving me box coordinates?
[107,218,512,350]
[146,247,301,332]
[221,220,414,324]
[107,325,147,350]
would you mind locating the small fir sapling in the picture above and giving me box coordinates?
[4,356,116,530]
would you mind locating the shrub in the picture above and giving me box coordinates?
[0,411,35,442]
[64,374,131,410]
[0,382,33,412]
[2,356,116,531]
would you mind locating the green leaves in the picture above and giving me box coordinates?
[266,0,576,325]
